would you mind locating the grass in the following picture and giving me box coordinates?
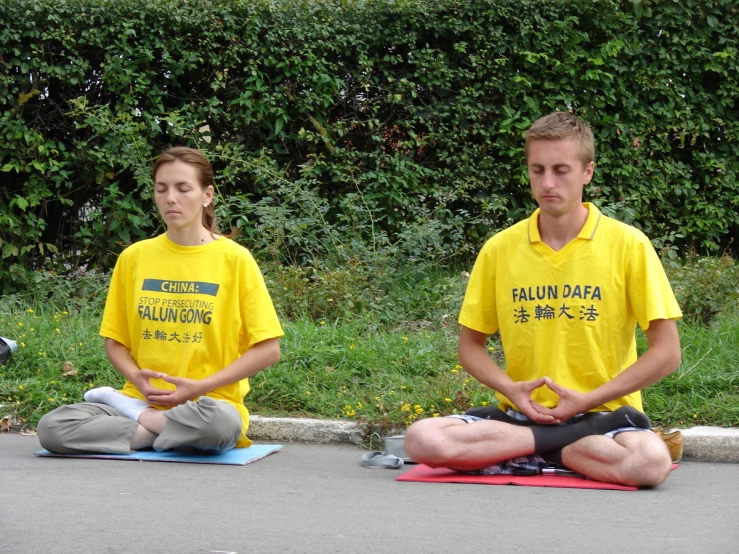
[643,311,739,428]
[1,260,738,441]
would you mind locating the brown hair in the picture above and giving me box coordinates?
[524,112,595,166]
[152,146,234,238]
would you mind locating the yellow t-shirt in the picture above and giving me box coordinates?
[459,203,682,413]
[99,234,284,447]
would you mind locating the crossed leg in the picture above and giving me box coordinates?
[404,416,672,486]
[560,431,672,486]
[38,397,242,454]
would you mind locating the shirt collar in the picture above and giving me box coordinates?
[527,202,602,243]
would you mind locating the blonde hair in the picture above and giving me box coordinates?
[152,146,234,238]
[524,112,595,166]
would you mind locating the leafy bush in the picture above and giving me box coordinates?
[1,0,738,294]
[667,255,739,325]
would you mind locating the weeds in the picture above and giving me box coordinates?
[1,264,738,437]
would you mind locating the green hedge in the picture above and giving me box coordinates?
[1,0,737,292]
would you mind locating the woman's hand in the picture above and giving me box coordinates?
[129,368,175,403]
[145,374,206,407]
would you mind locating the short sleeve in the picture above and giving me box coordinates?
[238,253,284,352]
[458,239,499,334]
[626,235,682,331]
[99,253,131,348]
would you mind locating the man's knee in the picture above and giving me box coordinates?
[629,442,672,486]
[405,418,453,466]
[620,434,673,486]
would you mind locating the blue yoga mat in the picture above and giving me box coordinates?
[34,444,282,465]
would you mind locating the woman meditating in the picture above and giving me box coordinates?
[38,147,283,454]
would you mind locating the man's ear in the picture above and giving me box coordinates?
[583,161,595,185]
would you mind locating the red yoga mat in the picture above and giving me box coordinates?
[396,464,670,491]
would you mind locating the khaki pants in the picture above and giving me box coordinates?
[37,396,242,455]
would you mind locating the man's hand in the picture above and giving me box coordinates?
[530,377,590,422]
[130,369,175,402]
[145,374,205,407]
[505,378,562,424]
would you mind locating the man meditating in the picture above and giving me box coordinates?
[404,112,682,487]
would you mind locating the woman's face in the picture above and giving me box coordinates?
[154,160,213,233]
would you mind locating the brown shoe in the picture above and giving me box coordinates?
[652,428,683,463]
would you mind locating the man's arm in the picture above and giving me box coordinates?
[458,326,558,424]
[534,318,681,421]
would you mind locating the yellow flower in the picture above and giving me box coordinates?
[374,396,380,402]
[401,403,411,413]
[56,328,61,334]
[450,369,459,374]
[30,328,35,332]
[482,401,489,406]
[49,381,56,385]
[349,344,356,350]
[454,364,463,369]
[401,385,406,389]
[413,404,421,409]
[415,407,423,415]
[402,336,408,341]
[18,385,23,390]
[444,397,451,403]
[432,413,440,417]
[47,398,54,402]
[305,391,311,395]
[319,321,326,325]
[488,346,495,352]
[20,342,25,347]
[17,322,24,327]
[692,413,697,418]
[26,309,34,313]
[343,405,356,417]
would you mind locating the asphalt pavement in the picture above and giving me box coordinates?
[2,433,738,554]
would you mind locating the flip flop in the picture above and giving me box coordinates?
[360,451,405,469]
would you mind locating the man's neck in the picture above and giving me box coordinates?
[537,204,589,252]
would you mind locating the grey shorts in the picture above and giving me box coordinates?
[446,410,652,475]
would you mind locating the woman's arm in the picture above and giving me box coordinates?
[104,337,173,400]
[146,338,281,407]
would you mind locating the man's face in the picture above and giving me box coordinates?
[527,137,594,218]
